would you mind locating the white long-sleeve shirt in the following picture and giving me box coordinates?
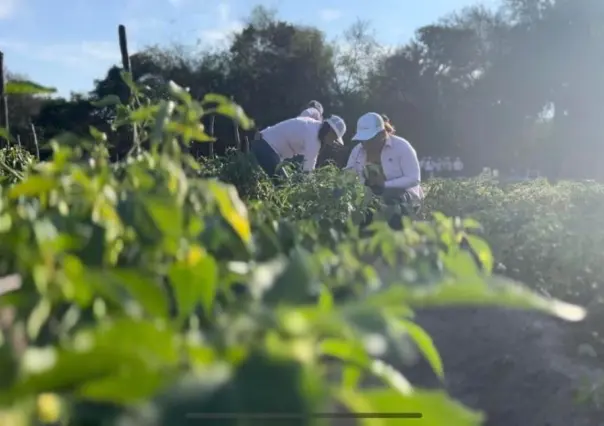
[260,117,322,172]
[345,134,424,199]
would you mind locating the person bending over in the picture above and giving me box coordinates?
[252,100,324,140]
[251,114,346,178]
[299,100,324,121]
[345,112,423,228]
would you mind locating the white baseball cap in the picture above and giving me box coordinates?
[352,112,385,142]
[324,115,346,145]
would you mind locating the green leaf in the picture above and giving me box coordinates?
[207,181,251,244]
[107,270,170,318]
[462,218,482,231]
[93,318,180,366]
[8,175,57,198]
[374,276,586,322]
[388,318,444,380]
[0,127,11,142]
[318,286,333,312]
[2,347,120,404]
[342,365,362,389]
[320,339,412,394]
[441,249,480,278]
[89,126,107,143]
[215,104,254,130]
[27,298,52,341]
[140,194,183,240]
[464,235,493,273]
[90,95,122,108]
[201,93,232,105]
[337,387,484,426]
[168,247,218,319]
[320,338,371,367]
[167,81,192,103]
[3,319,180,404]
[77,368,171,404]
[5,80,56,95]
[150,100,175,145]
[264,249,314,305]
[129,104,160,122]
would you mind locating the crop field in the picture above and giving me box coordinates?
[0,77,602,426]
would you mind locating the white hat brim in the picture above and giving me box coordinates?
[352,128,381,142]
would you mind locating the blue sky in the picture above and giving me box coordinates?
[0,0,496,97]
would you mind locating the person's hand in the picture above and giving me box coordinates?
[365,171,385,187]
[369,184,384,195]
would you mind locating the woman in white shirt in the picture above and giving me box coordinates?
[345,112,423,229]
[252,114,346,178]
[346,112,423,200]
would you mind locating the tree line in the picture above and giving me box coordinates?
[4,0,604,179]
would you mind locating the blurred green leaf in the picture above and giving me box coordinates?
[464,235,493,273]
[207,181,251,244]
[5,80,56,95]
[388,318,444,380]
[9,175,57,198]
[0,127,10,142]
[4,319,179,404]
[215,104,254,130]
[337,387,484,426]
[265,249,314,305]
[168,81,192,103]
[91,95,122,108]
[168,247,218,319]
[381,276,586,322]
[141,194,183,241]
[107,270,170,318]
[89,126,107,143]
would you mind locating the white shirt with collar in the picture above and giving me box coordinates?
[260,116,322,172]
[345,134,424,200]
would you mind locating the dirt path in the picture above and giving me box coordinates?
[402,307,604,426]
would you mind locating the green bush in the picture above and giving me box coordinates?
[0,77,585,426]
[424,177,604,307]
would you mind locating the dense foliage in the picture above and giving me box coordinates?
[0,77,587,426]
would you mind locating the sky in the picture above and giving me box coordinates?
[0,0,497,97]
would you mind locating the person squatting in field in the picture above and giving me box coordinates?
[251,113,347,178]
[345,112,423,229]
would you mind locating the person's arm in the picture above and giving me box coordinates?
[384,144,421,190]
[344,144,361,170]
[302,138,321,172]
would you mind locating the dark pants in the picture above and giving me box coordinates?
[250,138,281,178]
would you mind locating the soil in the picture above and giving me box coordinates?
[399,306,604,426]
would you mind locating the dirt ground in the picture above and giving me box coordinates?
[402,306,604,426]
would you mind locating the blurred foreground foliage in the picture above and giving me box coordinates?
[0,76,585,426]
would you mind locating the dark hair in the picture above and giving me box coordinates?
[318,121,332,143]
